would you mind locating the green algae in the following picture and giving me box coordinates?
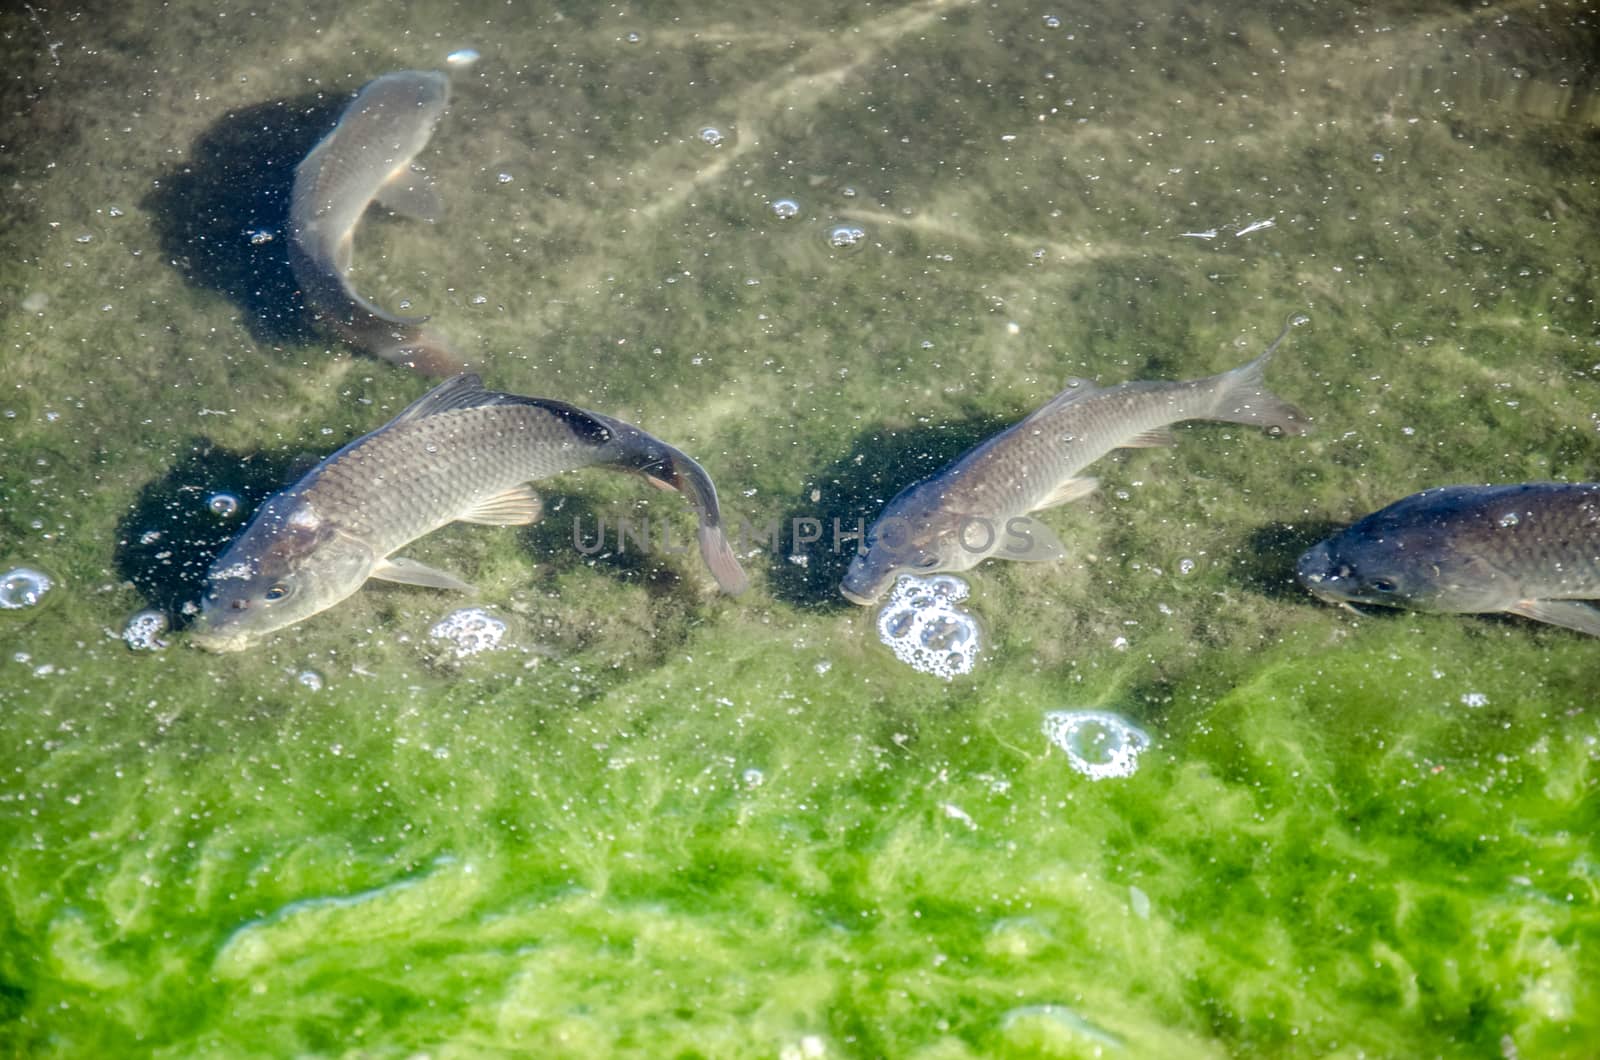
[3,0,1600,1056]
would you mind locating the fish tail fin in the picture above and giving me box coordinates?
[643,447,749,595]
[1211,312,1310,436]
[383,329,469,377]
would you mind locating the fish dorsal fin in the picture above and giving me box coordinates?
[1033,476,1099,510]
[375,169,443,223]
[371,555,475,591]
[994,516,1068,562]
[458,485,543,526]
[1021,377,1101,426]
[390,374,526,423]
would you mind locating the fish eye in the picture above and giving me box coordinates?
[263,584,291,602]
[1370,578,1398,593]
[914,556,941,570]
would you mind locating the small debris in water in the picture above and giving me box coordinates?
[446,48,481,68]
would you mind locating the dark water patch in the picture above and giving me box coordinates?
[1236,520,1345,604]
[113,441,297,623]
[143,93,345,347]
[766,411,1015,609]
[519,491,701,602]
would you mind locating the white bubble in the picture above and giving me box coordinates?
[496,173,513,184]
[770,198,800,220]
[697,126,725,147]
[207,492,240,517]
[741,768,765,788]
[446,48,481,68]
[1043,15,1062,29]
[0,567,53,610]
[298,670,324,691]
[1042,710,1151,780]
[1496,512,1519,528]
[874,575,980,679]
[247,228,275,246]
[825,224,866,251]
[429,607,507,658]
[122,609,168,651]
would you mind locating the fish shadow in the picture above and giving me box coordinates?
[765,411,1015,610]
[143,92,346,346]
[113,442,298,625]
[518,491,703,601]
[1236,519,1346,603]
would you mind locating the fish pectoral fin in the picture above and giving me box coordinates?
[1505,599,1600,637]
[372,556,475,592]
[1121,427,1178,448]
[334,231,355,275]
[375,170,444,223]
[643,473,677,492]
[995,515,1068,562]
[1034,476,1099,510]
[458,485,543,526]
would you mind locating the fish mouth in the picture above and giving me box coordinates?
[187,623,260,654]
[839,583,882,606]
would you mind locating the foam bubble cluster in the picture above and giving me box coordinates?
[0,567,53,610]
[1042,710,1151,780]
[876,575,980,680]
[429,607,507,658]
[122,609,169,651]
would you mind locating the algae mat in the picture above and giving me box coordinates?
[2,0,1598,1056]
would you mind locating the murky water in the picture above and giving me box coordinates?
[3,1,1598,1055]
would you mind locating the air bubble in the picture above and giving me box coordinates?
[0,567,54,610]
[875,575,980,679]
[207,492,241,517]
[1371,151,1386,162]
[247,228,275,245]
[1043,15,1062,28]
[623,30,642,44]
[496,173,513,184]
[825,224,867,252]
[471,294,488,305]
[1042,710,1150,780]
[122,610,169,651]
[429,607,507,658]
[697,126,725,147]
[1496,512,1519,528]
[770,198,800,220]
[297,670,324,691]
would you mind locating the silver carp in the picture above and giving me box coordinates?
[194,374,747,651]
[1297,482,1600,637]
[840,316,1309,604]
[290,69,463,375]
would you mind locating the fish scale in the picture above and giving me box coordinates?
[194,375,746,651]
[840,316,1308,604]
[1297,483,1600,636]
[300,405,608,549]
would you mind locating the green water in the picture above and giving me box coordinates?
[3,0,1598,1056]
